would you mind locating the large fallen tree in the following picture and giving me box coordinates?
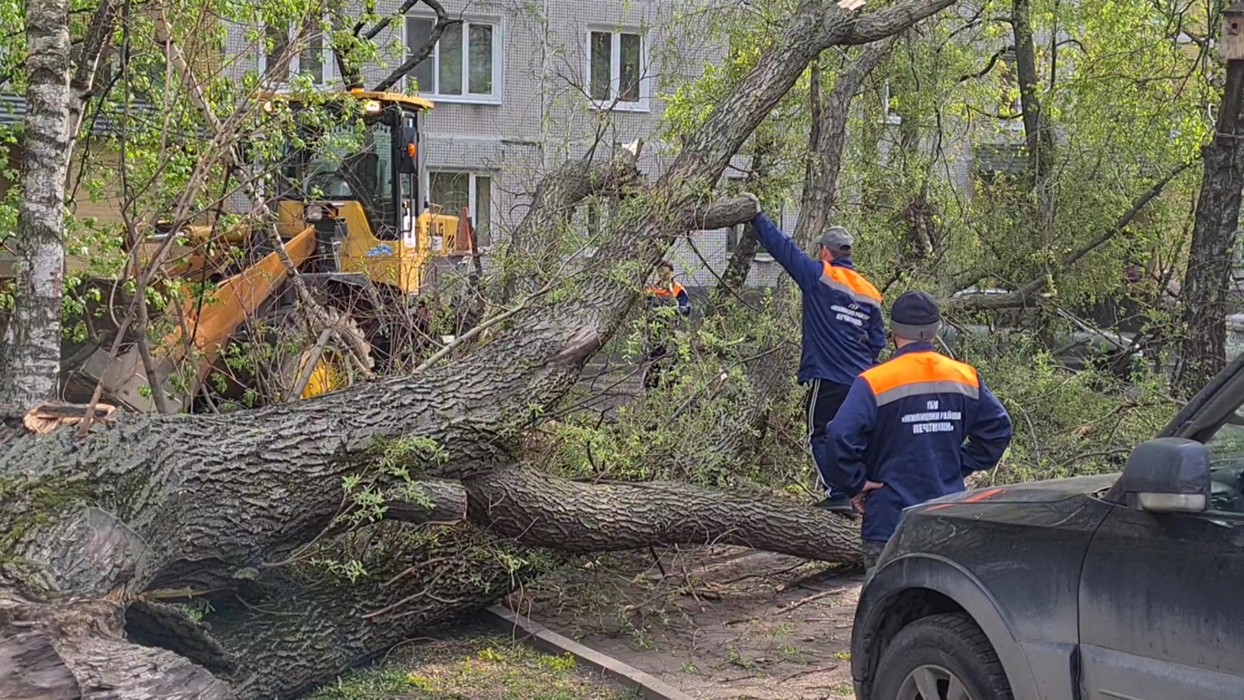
[0,1,960,697]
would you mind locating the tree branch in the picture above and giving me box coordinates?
[956,46,1005,82]
[382,480,468,525]
[687,194,763,230]
[945,161,1195,311]
[465,467,864,564]
[846,0,960,44]
[371,0,460,92]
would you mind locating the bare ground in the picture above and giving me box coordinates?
[507,546,864,700]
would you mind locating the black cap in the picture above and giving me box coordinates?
[891,291,941,341]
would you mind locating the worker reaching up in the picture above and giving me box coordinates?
[743,195,885,517]
[829,291,1013,576]
[642,260,690,389]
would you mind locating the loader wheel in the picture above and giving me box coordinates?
[279,308,374,401]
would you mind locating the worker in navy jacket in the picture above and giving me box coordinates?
[828,291,1013,574]
[749,203,886,516]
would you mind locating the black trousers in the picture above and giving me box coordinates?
[805,379,852,499]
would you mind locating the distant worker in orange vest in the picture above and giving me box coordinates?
[746,200,885,517]
[643,260,691,389]
[829,291,1013,574]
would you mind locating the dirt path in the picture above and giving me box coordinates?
[508,546,863,699]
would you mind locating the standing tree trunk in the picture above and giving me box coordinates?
[1011,0,1054,185]
[1176,61,1244,392]
[0,0,73,413]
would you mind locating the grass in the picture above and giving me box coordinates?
[309,633,640,700]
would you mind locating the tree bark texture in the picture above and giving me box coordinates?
[0,1,958,696]
[0,0,73,413]
[1176,62,1244,392]
[466,468,862,562]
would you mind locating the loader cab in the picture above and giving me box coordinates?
[270,91,424,240]
[263,90,460,295]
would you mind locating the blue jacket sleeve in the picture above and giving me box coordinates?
[676,288,691,315]
[751,213,824,291]
[866,308,886,364]
[828,378,878,497]
[961,379,1013,477]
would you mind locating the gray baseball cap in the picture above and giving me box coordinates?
[820,226,853,254]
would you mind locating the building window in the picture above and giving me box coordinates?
[428,171,492,247]
[405,18,501,102]
[971,143,1026,186]
[259,20,330,85]
[587,29,647,110]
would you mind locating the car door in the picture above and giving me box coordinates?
[1078,478,1244,698]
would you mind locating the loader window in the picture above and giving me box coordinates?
[279,117,402,238]
[292,122,394,204]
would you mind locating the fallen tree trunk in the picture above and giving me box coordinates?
[466,467,863,562]
[0,2,958,696]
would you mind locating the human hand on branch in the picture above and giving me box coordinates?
[741,191,761,217]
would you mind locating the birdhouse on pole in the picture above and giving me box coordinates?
[1225,2,1244,62]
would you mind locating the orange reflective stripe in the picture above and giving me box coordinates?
[647,283,685,298]
[862,352,981,406]
[820,264,882,308]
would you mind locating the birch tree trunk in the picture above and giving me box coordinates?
[0,0,73,412]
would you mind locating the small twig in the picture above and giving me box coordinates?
[726,587,846,626]
[381,556,455,588]
[648,546,667,578]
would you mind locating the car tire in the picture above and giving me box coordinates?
[871,613,1013,700]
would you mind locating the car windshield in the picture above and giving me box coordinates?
[1208,421,1244,512]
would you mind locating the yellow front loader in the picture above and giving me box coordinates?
[22,90,480,413]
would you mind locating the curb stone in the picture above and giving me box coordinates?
[484,604,695,700]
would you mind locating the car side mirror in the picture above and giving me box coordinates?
[1104,437,1210,514]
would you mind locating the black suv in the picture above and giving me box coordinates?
[850,353,1244,700]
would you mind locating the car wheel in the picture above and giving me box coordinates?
[872,613,1013,700]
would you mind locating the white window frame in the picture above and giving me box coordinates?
[425,169,494,249]
[585,27,651,113]
[403,16,503,105]
[257,21,334,88]
[883,83,902,125]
